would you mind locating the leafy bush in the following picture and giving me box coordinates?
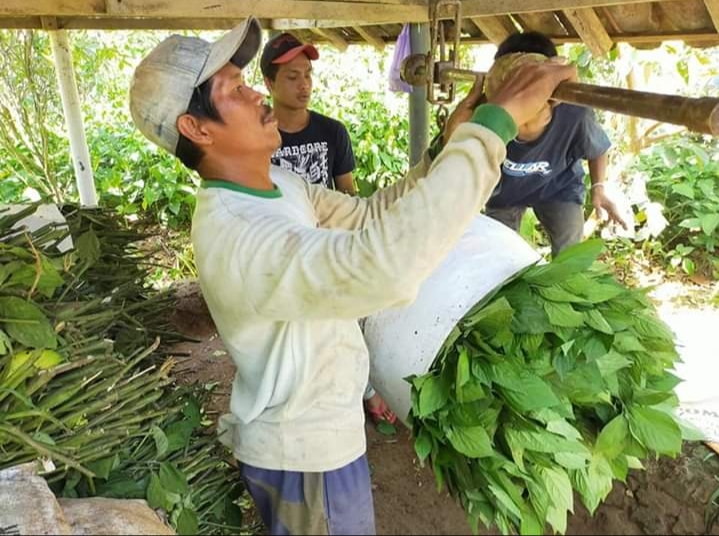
[310,47,412,197]
[0,29,199,227]
[633,135,719,277]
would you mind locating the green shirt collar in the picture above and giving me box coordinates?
[201,179,283,198]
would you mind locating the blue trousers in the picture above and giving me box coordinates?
[241,454,376,535]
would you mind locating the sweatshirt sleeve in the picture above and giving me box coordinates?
[305,150,433,230]
[200,118,509,322]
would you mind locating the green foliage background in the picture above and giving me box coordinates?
[1,29,719,277]
[0,29,414,224]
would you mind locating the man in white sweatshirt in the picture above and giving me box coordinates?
[129,17,575,536]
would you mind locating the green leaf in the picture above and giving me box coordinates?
[182,399,203,427]
[546,506,568,535]
[560,273,592,294]
[677,417,706,441]
[596,351,631,377]
[76,228,102,266]
[632,313,675,342]
[492,362,561,412]
[700,213,719,235]
[553,238,604,267]
[96,473,149,499]
[0,329,12,355]
[456,347,470,390]
[159,462,188,495]
[583,309,614,334]
[223,494,244,528]
[7,258,65,298]
[594,415,629,459]
[536,285,588,303]
[176,508,199,536]
[0,297,57,349]
[447,426,493,458]
[147,473,179,511]
[503,283,552,334]
[505,426,588,455]
[627,406,682,456]
[500,384,561,412]
[464,296,514,332]
[151,425,169,458]
[85,455,118,480]
[457,373,486,403]
[519,506,544,535]
[32,431,56,445]
[417,375,449,417]
[546,419,582,441]
[581,283,625,304]
[488,483,523,518]
[613,333,646,353]
[671,182,695,198]
[414,429,433,462]
[165,420,194,454]
[554,452,590,469]
[581,336,609,360]
[376,420,397,436]
[544,301,585,328]
[538,466,574,515]
[573,455,614,514]
[552,352,575,379]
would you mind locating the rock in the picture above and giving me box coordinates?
[58,498,174,535]
[0,464,174,535]
[0,463,72,535]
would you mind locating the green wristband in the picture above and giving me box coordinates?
[470,104,518,145]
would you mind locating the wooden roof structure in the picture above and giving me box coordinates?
[1,0,719,56]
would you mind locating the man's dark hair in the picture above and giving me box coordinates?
[263,62,280,82]
[176,77,224,170]
[495,32,558,59]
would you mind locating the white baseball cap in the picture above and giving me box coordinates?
[130,17,262,154]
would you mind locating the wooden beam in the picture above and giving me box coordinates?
[352,25,386,49]
[0,16,246,30]
[310,27,349,51]
[461,0,656,17]
[469,16,516,44]
[271,18,361,29]
[458,30,719,46]
[108,0,425,24]
[704,0,719,31]
[562,7,614,55]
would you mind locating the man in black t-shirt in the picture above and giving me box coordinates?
[261,33,397,427]
[261,33,356,194]
[484,32,627,256]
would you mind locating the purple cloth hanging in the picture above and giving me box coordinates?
[388,24,413,93]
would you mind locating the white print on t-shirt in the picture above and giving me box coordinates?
[274,142,329,186]
[502,158,552,177]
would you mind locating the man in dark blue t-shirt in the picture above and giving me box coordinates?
[484,32,627,256]
[260,33,397,427]
[260,33,356,194]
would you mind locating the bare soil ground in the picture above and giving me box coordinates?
[169,280,719,535]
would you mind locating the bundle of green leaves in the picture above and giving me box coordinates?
[0,206,243,535]
[408,240,686,535]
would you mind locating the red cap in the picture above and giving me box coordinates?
[260,33,319,77]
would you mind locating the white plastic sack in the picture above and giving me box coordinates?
[364,215,540,422]
[0,203,73,252]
